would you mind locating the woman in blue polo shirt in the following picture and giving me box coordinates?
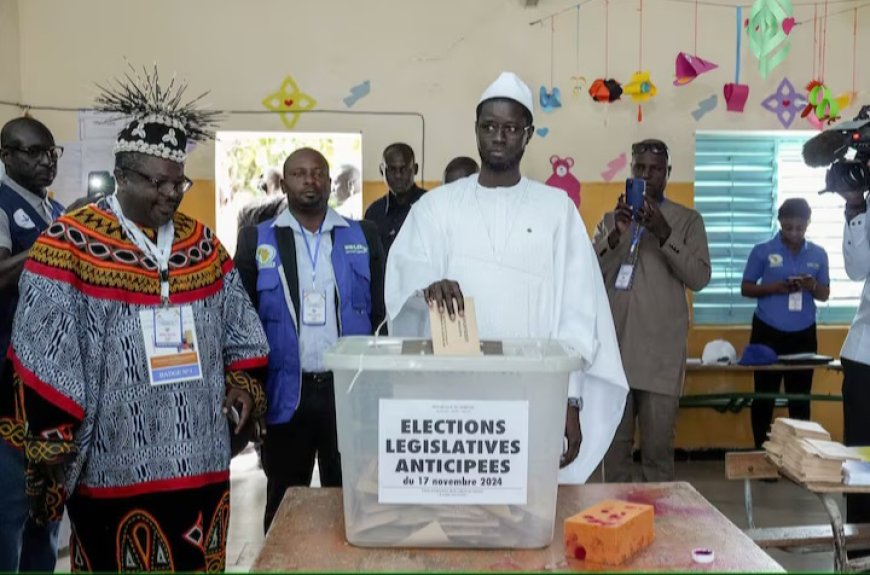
[742,198,831,448]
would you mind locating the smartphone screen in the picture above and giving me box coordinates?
[626,178,646,214]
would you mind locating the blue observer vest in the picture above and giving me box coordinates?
[256,220,373,425]
[0,182,64,365]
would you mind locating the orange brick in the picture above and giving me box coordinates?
[564,499,655,566]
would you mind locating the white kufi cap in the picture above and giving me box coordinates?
[478,72,534,119]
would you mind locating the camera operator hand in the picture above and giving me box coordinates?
[836,189,867,205]
[841,189,868,222]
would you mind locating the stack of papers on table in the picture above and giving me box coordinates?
[763,418,831,466]
[764,419,859,484]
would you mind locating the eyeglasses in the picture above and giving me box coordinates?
[632,141,670,160]
[122,167,193,195]
[476,121,531,138]
[3,145,64,162]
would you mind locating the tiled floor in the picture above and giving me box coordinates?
[55,450,842,572]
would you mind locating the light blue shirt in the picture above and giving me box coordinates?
[273,208,349,372]
[743,233,830,332]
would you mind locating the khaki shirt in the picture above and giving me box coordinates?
[593,200,711,397]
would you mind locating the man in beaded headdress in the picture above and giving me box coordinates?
[10,66,270,572]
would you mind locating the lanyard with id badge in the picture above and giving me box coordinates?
[108,194,203,385]
[300,222,328,326]
[615,178,646,291]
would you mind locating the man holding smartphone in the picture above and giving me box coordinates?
[594,139,711,482]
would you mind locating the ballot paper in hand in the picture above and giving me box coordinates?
[429,297,482,356]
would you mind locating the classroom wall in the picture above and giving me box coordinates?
[2,0,857,447]
[5,0,869,184]
[0,0,20,109]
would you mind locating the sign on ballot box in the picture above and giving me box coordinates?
[378,399,529,505]
[323,336,582,548]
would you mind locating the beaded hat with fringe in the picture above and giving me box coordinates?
[94,65,220,163]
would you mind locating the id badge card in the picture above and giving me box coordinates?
[302,288,327,325]
[789,291,803,312]
[153,307,183,347]
[615,264,636,291]
[139,305,203,386]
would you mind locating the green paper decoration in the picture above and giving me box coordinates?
[747,0,793,79]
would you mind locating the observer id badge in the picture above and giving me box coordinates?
[302,288,327,326]
[614,263,636,291]
[615,225,643,291]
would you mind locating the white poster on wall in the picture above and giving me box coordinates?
[378,399,529,505]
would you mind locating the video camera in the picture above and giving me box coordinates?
[803,105,870,194]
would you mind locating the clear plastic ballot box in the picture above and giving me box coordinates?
[323,336,583,548]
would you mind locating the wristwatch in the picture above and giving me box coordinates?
[567,397,583,412]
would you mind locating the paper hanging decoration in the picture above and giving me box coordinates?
[674,53,719,86]
[692,94,718,121]
[262,75,317,129]
[724,6,750,112]
[623,71,657,122]
[540,86,562,112]
[806,114,824,130]
[545,155,581,208]
[624,72,657,102]
[536,127,550,138]
[746,0,794,79]
[800,81,844,125]
[724,84,750,112]
[589,79,622,103]
[570,76,587,97]
[761,77,806,129]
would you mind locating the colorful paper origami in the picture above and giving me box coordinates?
[623,71,657,121]
[589,79,622,103]
[806,114,824,130]
[540,86,562,112]
[746,0,794,79]
[724,83,750,112]
[624,71,657,102]
[724,7,750,113]
[761,77,806,129]
[674,53,719,86]
[800,81,843,124]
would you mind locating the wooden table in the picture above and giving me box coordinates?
[253,483,783,572]
[686,360,838,372]
[777,461,870,572]
[682,360,842,413]
[728,451,870,573]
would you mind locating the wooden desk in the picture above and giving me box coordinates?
[686,361,836,372]
[253,483,783,572]
[682,360,842,413]
[730,451,870,572]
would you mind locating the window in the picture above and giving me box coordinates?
[694,132,859,325]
